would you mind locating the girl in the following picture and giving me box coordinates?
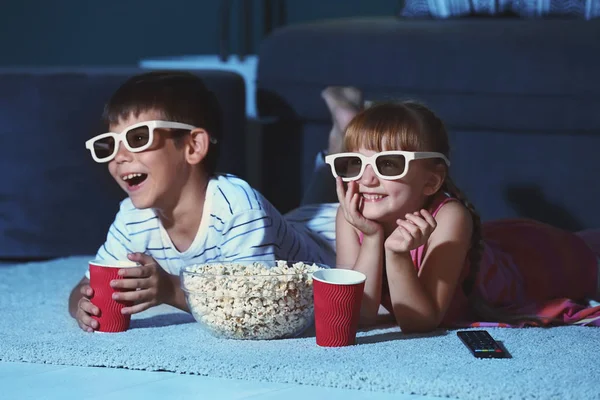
[326,101,600,333]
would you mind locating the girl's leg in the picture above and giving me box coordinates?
[322,86,363,155]
[300,87,362,205]
[576,229,600,301]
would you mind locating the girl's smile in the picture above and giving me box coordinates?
[361,193,387,202]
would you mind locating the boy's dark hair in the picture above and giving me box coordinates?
[103,71,222,175]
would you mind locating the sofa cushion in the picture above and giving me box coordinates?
[0,68,246,259]
[257,18,600,132]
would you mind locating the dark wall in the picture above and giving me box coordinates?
[1,0,399,66]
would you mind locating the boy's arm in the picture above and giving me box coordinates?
[70,205,133,317]
[68,276,90,318]
[164,273,189,312]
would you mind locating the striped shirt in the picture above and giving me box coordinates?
[89,174,337,276]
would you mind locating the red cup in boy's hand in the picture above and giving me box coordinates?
[88,259,138,333]
[312,269,366,347]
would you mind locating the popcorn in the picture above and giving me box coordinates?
[182,260,323,340]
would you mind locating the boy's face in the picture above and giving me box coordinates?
[107,110,189,210]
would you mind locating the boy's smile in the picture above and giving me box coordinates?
[121,172,148,191]
[107,110,189,210]
[110,150,153,206]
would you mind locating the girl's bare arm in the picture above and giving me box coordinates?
[386,201,473,333]
[335,207,385,324]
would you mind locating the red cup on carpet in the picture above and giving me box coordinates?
[312,269,366,347]
[89,259,138,333]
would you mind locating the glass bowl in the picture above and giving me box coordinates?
[180,260,327,340]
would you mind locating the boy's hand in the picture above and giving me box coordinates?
[109,253,173,315]
[75,284,100,332]
[385,210,437,254]
[336,178,382,237]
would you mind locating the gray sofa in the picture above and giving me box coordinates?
[256,18,600,230]
[0,68,246,259]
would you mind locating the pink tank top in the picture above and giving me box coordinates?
[377,195,469,324]
[365,194,599,327]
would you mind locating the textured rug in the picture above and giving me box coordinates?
[1,256,599,400]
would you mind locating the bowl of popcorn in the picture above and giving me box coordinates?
[180,260,326,340]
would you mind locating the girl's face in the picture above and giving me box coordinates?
[353,147,436,226]
[107,110,190,211]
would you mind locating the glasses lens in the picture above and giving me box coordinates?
[333,156,363,179]
[92,137,116,160]
[375,154,406,177]
[125,126,151,149]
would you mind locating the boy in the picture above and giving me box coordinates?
[69,71,336,332]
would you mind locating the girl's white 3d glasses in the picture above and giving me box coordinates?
[325,150,450,181]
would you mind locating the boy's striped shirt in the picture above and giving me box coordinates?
[89,174,337,276]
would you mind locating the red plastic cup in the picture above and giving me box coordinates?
[89,259,138,333]
[312,269,366,347]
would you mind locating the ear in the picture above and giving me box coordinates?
[423,164,446,196]
[185,128,210,165]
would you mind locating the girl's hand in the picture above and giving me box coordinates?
[335,177,382,237]
[109,253,174,315]
[385,210,437,254]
